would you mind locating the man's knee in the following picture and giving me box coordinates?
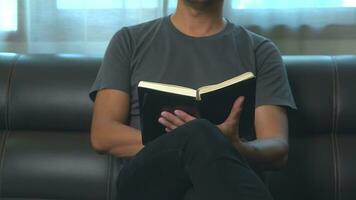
[183,118,229,147]
[184,118,216,131]
[180,119,245,171]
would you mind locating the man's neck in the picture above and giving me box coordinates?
[170,0,226,37]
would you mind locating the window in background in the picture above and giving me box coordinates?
[344,0,356,6]
[231,0,355,9]
[57,0,160,9]
[168,0,178,13]
[168,0,178,8]
[0,0,17,31]
[1,0,355,55]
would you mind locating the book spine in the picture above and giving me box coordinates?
[196,89,201,101]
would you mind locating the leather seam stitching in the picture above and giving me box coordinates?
[331,55,340,200]
[5,54,20,131]
[106,154,112,200]
[0,130,9,197]
[0,54,20,196]
[6,54,21,131]
[330,55,337,200]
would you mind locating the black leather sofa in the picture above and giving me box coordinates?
[0,53,355,200]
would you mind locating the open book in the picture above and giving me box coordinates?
[138,72,256,145]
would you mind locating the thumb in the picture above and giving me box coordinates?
[226,96,245,122]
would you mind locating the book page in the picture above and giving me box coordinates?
[197,72,255,97]
[138,81,197,98]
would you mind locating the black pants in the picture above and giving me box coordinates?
[116,119,274,200]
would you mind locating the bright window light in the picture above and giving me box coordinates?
[125,0,159,9]
[344,0,356,6]
[57,0,159,9]
[231,0,356,9]
[0,0,17,31]
[57,0,122,9]
[168,0,178,9]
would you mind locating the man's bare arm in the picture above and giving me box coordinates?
[90,89,144,158]
[232,105,289,171]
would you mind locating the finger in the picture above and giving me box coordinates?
[161,111,185,126]
[174,110,196,122]
[227,96,245,121]
[165,127,172,132]
[158,117,177,130]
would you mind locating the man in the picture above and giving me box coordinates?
[88,0,297,199]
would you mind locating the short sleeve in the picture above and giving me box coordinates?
[254,40,297,111]
[88,27,132,102]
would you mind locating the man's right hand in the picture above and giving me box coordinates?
[216,96,245,144]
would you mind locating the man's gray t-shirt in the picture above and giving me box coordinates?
[89,14,297,139]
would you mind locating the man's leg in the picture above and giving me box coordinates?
[116,123,193,200]
[117,118,274,200]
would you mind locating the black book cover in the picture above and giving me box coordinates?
[138,77,256,145]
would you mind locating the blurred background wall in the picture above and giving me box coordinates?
[0,0,355,55]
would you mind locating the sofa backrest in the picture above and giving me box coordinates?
[0,53,118,200]
[0,53,355,200]
[266,55,356,200]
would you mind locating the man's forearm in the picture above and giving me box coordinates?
[91,120,144,158]
[106,125,145,158]
[231,137,288,171]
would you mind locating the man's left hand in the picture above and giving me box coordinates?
[158,110,196,132]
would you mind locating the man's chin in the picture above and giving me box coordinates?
[184,0,216,7]
[186,0,213,2]
[184,0,219,5]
